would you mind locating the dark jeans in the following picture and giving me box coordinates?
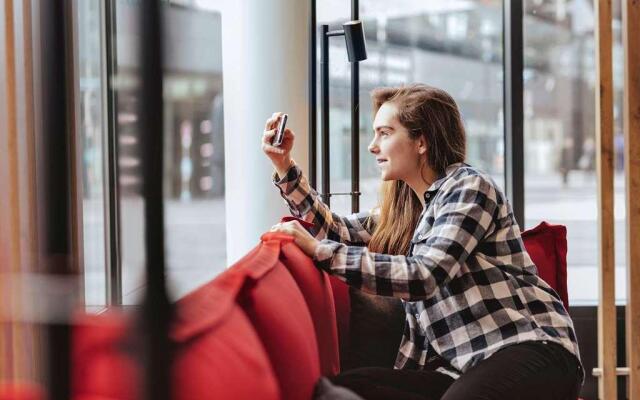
[330,341,583,400]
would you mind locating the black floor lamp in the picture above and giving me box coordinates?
[310,0,367,211]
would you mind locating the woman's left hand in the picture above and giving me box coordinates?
[270,220,320,258]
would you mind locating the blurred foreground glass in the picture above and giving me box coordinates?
[114,1,225,304]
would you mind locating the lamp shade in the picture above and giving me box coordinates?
[343,20,367,62]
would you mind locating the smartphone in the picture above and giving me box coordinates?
[272,114,288,147]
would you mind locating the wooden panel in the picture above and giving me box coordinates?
[623,0,640,398]
[594,1,617,399]
[0,0,42,383]
[16,0,41,382]
[1,0,20,382]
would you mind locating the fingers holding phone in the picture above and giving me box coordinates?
[262,112,295,172]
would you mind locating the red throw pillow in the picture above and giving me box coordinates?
[236,236,321,400]
[279,239,341,376]
[521,221,569,309]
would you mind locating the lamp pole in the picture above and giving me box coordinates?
[309,0,317,188]
[320,24,331,207]
[351,0,360,213]
[319,19,366,209]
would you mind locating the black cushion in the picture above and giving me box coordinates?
[341,288,406,371]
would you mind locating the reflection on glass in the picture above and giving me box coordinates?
[78,0,107,306]
[114,1,226,303]
[318,1,504,218]
[523,0,625,305]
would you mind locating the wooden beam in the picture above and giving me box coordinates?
[623,0,640,398]
[0,0,43,383]
[594,1,617,399]
[1,0,21,382]
[16,0,42,382]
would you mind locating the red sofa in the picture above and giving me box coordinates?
[72,230,339,400]
[66,220,573,399]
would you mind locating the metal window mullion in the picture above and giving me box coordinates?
[503,0,525,228]
[320,24,330,207]
[100,0,122,306]
[309,0,317,189]
[350,0,360,213]
[39,0,74,398]
[139,1,172,400]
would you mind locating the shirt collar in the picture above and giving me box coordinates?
[423,162,467,202]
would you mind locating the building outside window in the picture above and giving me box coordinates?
[77,0,226,305]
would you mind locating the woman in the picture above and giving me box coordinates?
[262,84,583,400]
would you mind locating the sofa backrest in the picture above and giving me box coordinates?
[72,263,282,400]
[278,215,342,376]
[235,236,322,400]
[71,228,347,400]
[171,279,280,400]
[279,238,341,377]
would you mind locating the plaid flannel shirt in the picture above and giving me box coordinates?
[273,161,582,380]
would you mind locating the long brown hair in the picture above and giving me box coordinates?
[366,84,466,255]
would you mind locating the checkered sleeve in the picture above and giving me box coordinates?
[272,162,378,245]
[313,174,498,301]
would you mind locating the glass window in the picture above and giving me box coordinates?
[523,0,625,305]
[318,1,505,216]
[612,1,626,306]
[113,0,225,303]
[77,0,107,306]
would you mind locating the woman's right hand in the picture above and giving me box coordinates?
[262,112,295,178]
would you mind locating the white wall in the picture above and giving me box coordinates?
[220,0,311,264]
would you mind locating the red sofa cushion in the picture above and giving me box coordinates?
[280,216,352,358]
[279,238,341,376]
[171,280,280,400]
[72,264,281,400]
[328,276,351,354]
[72,312,140,400]
[521,221,569,309]
[235,234,321,400]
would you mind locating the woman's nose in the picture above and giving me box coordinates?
[368,139,378,154]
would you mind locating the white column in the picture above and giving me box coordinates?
[221,0,310,264]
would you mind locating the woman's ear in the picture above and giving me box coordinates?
[417,136,428,155]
